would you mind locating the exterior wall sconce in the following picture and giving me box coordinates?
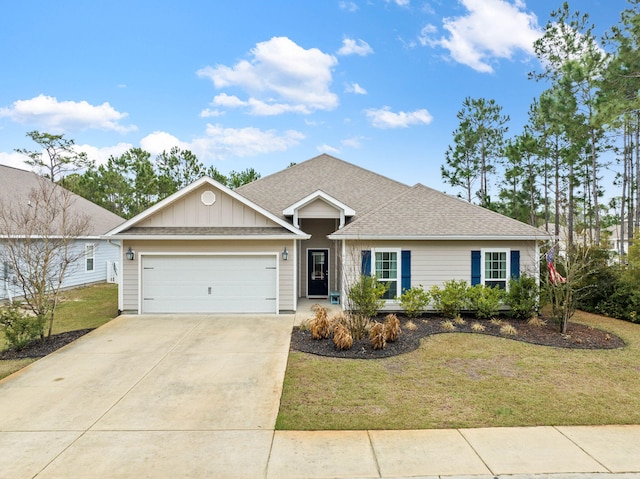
[282,247,289,261]
[126,247,135,261]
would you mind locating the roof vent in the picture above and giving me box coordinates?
[201,190,216,206]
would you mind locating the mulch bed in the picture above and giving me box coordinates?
[290,315,625,359]
[0,329,94,360]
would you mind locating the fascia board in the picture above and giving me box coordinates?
[102,234,311,241]
[327,234,545,241]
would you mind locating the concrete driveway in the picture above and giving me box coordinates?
[0,314,294,479]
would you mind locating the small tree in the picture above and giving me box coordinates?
[0,176,91,339]
[346,274,388,340]
[542,245,595,333]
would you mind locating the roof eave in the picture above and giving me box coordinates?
[327,234,545,241]
[103,233,311,241]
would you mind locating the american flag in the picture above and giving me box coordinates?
[546,245,566,285]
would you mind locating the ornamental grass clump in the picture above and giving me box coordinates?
[527,316,547,327]
[384,314,401,342]
[332,323,353,350]
[440,319,456,331]
[471,321,486,332]
[309,306,331,339]
[500,323,518,336]
[369,322,386,350]
[405,320,418,331]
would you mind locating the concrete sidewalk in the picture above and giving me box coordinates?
[1,314,640,478]
[267,425,640,479]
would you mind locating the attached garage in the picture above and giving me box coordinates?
[141,254,278,314]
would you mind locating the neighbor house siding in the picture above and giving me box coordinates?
[139,184,276,228]
[121,239,295,313]
[342,239,539,311]
[0,239,120,301]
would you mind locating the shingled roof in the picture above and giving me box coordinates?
[329,184,545,240]
[236,154,409,220]
[0,164,125,236]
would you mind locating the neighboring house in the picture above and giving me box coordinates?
[0,164,125,301]
[105,154,545,314]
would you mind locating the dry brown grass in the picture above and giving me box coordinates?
[500,323,518,336]
[471,322,486,332]
[333,323,353,350]
[527,316,547,327]
[490,318,503,326]
[309,307,331,340]
[405,320,418,331]
[453,315,467,325]
[369,322,386,350]
[384,314,401,342]
[441,320,456,331]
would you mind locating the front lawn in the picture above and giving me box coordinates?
[0,283,118,380]
[277,311,640,430]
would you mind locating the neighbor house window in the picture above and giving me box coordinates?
[85,244,95,272]
[482,249,509,289]
[372,249,400,300]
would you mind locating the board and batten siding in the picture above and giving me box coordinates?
[138,184,277,228]
[342,239,539,311]
[297,199,341,219]
[121,239,295,313]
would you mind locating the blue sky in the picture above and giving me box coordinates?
[0,0,628,197]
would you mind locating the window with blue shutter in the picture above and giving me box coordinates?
[471,250,481,286]
[401,250,411,293]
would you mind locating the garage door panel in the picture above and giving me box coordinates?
[141,255,277,314]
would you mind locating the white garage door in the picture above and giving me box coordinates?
[141,255,277,314]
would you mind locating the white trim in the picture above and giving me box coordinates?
[306,247,330,298]
[105,176,307,237]
[328,234,544,241]
[480,248,511,288]
[105,234,310,241]
[371,247,401,302]
[292,240,298,312]
[283,190,355,229]
[137,252,279,315]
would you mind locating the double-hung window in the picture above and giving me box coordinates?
[85,244,95,272]
[372,248,400,300]
[482,249,509,289]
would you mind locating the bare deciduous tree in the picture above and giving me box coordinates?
[0,176,91,339]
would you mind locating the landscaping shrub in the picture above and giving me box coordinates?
[500,323,518,336]
[347,274,388,319]
[468,284,505,319]
[396,286,430,317]
[369,322,386,350]
[430,280,469,318]
[309,306,331,339]
[332,323,353,350]
[0,305,45,351]
[506,274,539,321]
[383,313,401,342]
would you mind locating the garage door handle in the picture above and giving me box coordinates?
[208,287,212,295]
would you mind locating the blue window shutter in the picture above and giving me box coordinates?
[471,250,481,286]
[401,250,411,293]
[361,250,371,276]
[510,250,520,279]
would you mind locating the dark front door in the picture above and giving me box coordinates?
[308,249,328,297]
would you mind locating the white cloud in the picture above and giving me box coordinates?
[420,0,542,73]
[139,132,190,156]
[365,106,433,128]
[197,37,338,115]
[339,1,358,12]
[387,0,410,6]
[190,124,305,159]
[342,136,366,148]
[345,82,367,95]
[317,144,340,154]
[0,94,137,133]
[337,38,374,56]
[75,142,133,166]
[200,108,225,118]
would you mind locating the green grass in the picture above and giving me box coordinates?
[0,283,118,380]
[276,311,640,430]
